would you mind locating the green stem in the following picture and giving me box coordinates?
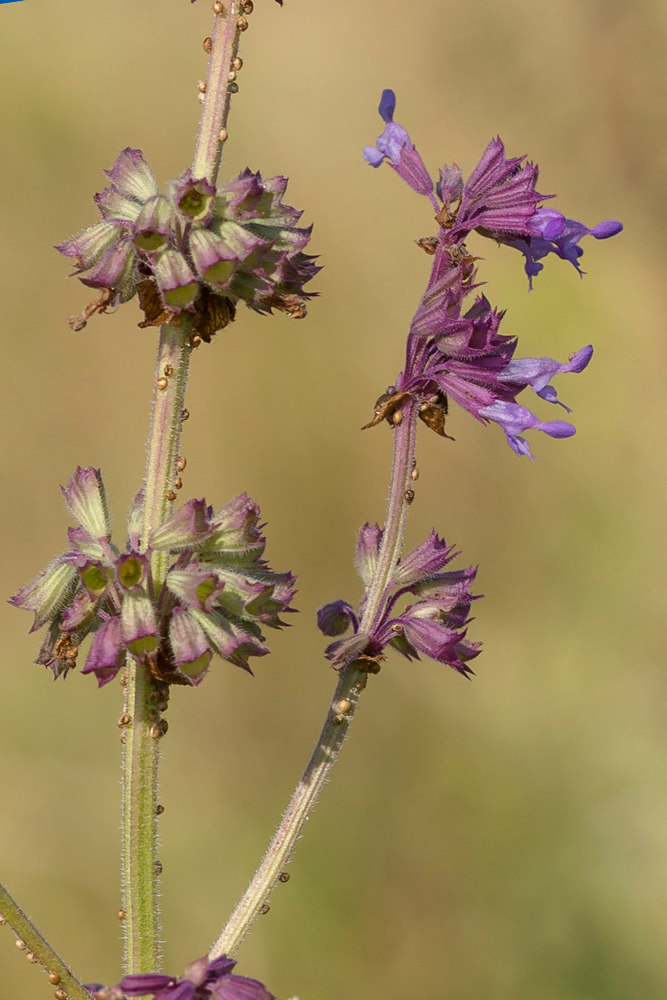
[121,324,190,974]
[209,402,420,959]
[0,883,92,999]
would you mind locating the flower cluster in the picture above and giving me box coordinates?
[363,90,622,458]
[318,525,481,677]
[86,954,274,1000]
[10,467,296,685]
[58,149,319,339]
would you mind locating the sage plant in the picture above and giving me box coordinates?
[0,5,621,1000]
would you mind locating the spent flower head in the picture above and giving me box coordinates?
[58,149,319,338]
[10,468,296,685]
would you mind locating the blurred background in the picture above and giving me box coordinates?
[0,0,665,997]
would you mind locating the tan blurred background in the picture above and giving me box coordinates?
[0,0,665,996]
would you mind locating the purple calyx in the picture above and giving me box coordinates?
[318,528,481,677]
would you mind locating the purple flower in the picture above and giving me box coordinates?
[363,89,434,198]
[498,345,594,410]
[478,400,576,459]
[506,211,623,287]
[117,954,274,1000]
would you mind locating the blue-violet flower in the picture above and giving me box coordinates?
[362,89,622,458]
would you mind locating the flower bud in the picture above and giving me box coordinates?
[355,523,383,587]
[316,599,357,637]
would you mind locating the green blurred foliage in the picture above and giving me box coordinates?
[0,0,665,997]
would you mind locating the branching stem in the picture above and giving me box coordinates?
[209,400,420,958]
[0,883,92,1000]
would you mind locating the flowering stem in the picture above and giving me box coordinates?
[209,400,420,958]
[121,0,252,969]
[0,883,92,1000]
[192,0,245,184]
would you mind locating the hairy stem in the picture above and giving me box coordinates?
[0,883,92,1000]
[120,0,253,968]
[141,324,191,589]
[121,325,190,974]
[121,658,162,974]
[192,0,245,184]
[209,401,420,958]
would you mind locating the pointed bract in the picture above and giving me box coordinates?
[355,523,383,587]
[394,530,456,586]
